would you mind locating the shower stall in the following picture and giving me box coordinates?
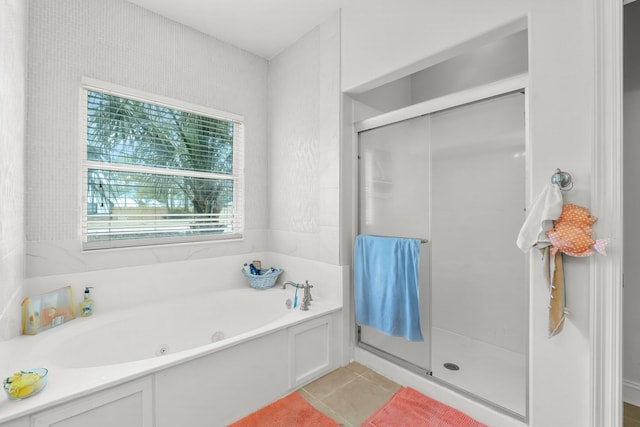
[355,82,528,417]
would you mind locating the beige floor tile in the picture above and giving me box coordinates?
[344,361,369,375]
[321,376,396,426]
[307,398,353,427]
[303,367,358,400]
[300,387,354,427]
[361,369,402,393]
[297,388,318,405]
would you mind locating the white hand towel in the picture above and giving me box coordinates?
[516,183,563,252]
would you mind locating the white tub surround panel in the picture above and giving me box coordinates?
[268,13,341,265]
[0,298,341,425]
[267,252,345,304]
[24,252,344,315]
[156,330,290,427]
[26,0,269,277]
[25,230,269,278]
[0,0,28,341]
[30,377,153,427]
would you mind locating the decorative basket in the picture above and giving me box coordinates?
[242,268,283,290]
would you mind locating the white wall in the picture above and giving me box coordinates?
[410,30,527,104]
[341,0,527,94]
[624,0,640,405]
[351,77,413,115]
[342,1,598,426]
[0,0,28,341]
[351,30,527,116]
[267,13,341,265]
[26,0,269,278]
[527,3,593,425]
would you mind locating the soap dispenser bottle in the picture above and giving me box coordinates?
[79,287,94,317]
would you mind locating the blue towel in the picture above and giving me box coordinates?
[354,235,423,342]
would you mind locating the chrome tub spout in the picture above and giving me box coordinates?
[281,281,300,289]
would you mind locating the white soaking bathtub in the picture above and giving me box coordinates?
[0,286,342,426]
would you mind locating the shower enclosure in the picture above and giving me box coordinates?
[356,87,528,417]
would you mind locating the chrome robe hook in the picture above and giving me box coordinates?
[551,168,573,191]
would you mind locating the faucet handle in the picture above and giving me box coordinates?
[304,280,313,302]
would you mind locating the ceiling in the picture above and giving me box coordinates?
[126,0,347,59]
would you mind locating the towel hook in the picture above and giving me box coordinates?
[551,168,573,191]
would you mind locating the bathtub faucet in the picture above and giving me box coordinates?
[281,280,313,311]
[281,281,300,290]
[300,280,313,311]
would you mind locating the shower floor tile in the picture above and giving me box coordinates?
[431,326,527,415]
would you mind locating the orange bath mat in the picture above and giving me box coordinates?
[361,387,487,427]
[228,391,339,427]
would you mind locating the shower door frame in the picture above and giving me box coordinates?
[353,73,530,419]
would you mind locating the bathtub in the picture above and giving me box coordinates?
[0,286,342,426]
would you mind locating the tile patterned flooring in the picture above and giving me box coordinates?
[298,362,402,427]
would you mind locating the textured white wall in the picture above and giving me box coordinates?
[267,13,341,265]
[0,0,28,340]
[26,0,269,277]
[19,2,343,340]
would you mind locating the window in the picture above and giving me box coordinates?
[81,80,243,249]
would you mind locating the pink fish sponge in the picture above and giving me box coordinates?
[546,204,610,257]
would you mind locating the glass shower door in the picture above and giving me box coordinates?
[357,115,431,373]
[429,92,527,415]
[356,91,527,416]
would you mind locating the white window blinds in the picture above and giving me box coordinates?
[81,81,244,249]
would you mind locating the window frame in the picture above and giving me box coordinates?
[80,77,244,250]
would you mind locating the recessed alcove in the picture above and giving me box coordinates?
[343,26,529,419]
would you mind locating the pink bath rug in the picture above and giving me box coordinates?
[228,391,339,427]
[361,387,487,427]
